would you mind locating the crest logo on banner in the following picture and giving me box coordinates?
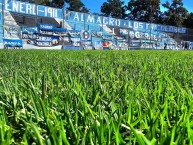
[129,31,135,39]
[81,30,91,41]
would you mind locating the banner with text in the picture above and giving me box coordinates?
[4,0,63,19]
[3,38,23,48]
[4,25,21,39]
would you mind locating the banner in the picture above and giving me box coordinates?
[117,42,128,50]
[68,30,81,37]
[4,0,63,19]
[22,26,38,34]
[4,25,21,39]
[70,37,81,46]
[67,30,81,46]
[3,38,23,48]
[22,26,38,39]
[38,24,67,36]
[66,11,186,33]
[38,23,55,31]
[103,35,112,40]
[35,36,59,47]
[92,40,103,50]
[103,41,112,47]
[126,30,160,41]
[62,45,83,50]
[53,28,67,36]
[92,31,103,38]
[82,40,92,50]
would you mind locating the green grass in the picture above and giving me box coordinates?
[0,50,193,145]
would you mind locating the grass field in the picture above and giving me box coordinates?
[0,50,193,145]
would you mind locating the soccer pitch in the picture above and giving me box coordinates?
[0,50,193,144]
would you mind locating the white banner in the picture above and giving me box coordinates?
[4,25,21,39]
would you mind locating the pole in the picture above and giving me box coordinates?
[2,0,4,39]
[62,3,65,28]
[35,0,38,26]
[102,16,103,49]
[1,0,5,48]
[84,13,85,30]
[62,2,65,48]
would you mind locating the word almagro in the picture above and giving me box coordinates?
[67,11,186,33]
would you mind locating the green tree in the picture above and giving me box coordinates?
[50,0,66,8]
[66,0,89,13]
[184,12,193,29]
[34,0,49,5]
[126,0,161,23]
[162,0,188,26]
[100,0,126,19]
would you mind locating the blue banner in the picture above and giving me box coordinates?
[4,0,63,19]
[66,11,186,34]
[3,38,23,47]
[62,45,83,50]
[22,26,38,40]
[22,26,38,34]
[53,28,67,36]
[35,35,59,47]
[53,27,67,32]
[38,23,55,31]
[38,23,67,36]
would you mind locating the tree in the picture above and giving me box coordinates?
[66,0,89,13]
[31,0,49,5]
[162,0,188,27]
[126,0,161,23]
[49,0,65,8]
[100,0,126,19]
[184,12,193,29]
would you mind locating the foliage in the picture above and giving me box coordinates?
[22,0,89,12]
[162,0,188,27]
[101,0,126,19]
[49,0,66,8]
[126,0,161,23]
[65,0,89,13]
[184,12,193,29]
[1,50,193,144]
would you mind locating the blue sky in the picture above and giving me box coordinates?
[81,0,193,13]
